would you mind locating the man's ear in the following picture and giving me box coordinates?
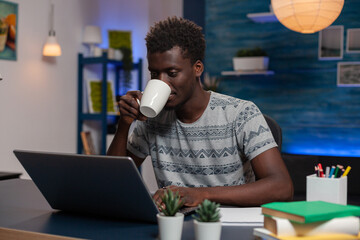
[194,60,204,77]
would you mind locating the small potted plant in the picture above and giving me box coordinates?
[232,47,269,72]
[193,199,222,240]
[202,73,222,92]
[157,188,184,240]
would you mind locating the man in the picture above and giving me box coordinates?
[107,16,293,207]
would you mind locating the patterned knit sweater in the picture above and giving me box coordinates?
[127,91,277,188]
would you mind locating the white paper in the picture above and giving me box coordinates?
[271,216,359,237]
[220,207,264,226]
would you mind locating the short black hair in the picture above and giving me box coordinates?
[145,16,205,65]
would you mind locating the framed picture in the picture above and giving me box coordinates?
[318,25,343,60]
[346,28,360,53]
[337,62,360,87]
[0,0,18,61]
[86,79,118,114]
[108,30,133,62]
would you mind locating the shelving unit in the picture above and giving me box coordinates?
[77,52,142,155]
[221,70,274,76]
[246,12,278,23]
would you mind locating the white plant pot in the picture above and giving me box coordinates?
[232,56,269,71]
[157,212,184,240]
[194,220,222,240]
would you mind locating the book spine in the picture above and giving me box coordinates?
[80,131,91,155]
[264,216,359,237]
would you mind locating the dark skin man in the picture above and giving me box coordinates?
[107,46,293,207]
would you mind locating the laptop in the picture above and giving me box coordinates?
[13,150,163,223]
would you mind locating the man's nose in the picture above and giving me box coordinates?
[157,73,167,81]
[156,74,169,84]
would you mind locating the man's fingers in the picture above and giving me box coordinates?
[118,91,148,122]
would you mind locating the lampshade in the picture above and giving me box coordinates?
[43,35,62,56]
[83,25,102,44]
[42,3,61,57]
[271,0,344,34]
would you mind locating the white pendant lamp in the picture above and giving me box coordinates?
[43,3,61,56]
[271,0,344,34]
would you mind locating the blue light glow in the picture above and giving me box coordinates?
[283,143,360,157]
[94,3,147,94]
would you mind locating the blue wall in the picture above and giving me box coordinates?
[205,0,360,157]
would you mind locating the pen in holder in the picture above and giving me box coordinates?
[306,174,347,205]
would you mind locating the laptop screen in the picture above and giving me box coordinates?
[13,150,159,223]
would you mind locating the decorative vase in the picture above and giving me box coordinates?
[194,219,222,240]
[157,212,184,240]
[232,56,269,71]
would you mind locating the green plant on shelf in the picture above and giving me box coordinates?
[235,47,267,57]
[202,72,222,92]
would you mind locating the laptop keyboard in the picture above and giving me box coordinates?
[179,206,197,216]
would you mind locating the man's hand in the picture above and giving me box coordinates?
[118,90,147,125]
[107,90,147,166]
[153,185,207,208]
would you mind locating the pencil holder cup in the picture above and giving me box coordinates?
[306,174,347,205]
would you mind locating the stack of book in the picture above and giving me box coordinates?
[254,201,360,240]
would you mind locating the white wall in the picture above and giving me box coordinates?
[0,0,90,179]
[0,0,182,182]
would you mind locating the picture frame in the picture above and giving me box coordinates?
[0,0,18,61]
[337,62,360,87]
[108,30,132,50]
[86,79,118,114]
[107,30,133,63]
[346,28,360,53]
[318,25,343,60]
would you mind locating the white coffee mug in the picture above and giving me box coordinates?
[139,79,171,118]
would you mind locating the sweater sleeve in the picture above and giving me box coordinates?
[127,120,150,159]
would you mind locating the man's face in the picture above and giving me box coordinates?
[147,46,201,110]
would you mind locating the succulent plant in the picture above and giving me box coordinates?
[235,47,268,57]
[202,73,222,92]
[193,199,221,222]
[158,189,184,216]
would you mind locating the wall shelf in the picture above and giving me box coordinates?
[246,12,278,23]
[77,53,142,155]
[221,70,274,76]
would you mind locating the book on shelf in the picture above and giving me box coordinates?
[264,215,359,237]
[80,131,96,155]
[86,79,117,114]
[253,228,360,240]
[261,201,360,223]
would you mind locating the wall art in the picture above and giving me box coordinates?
[0,0,17,61]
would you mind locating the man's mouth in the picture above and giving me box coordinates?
[168,92,175,101]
